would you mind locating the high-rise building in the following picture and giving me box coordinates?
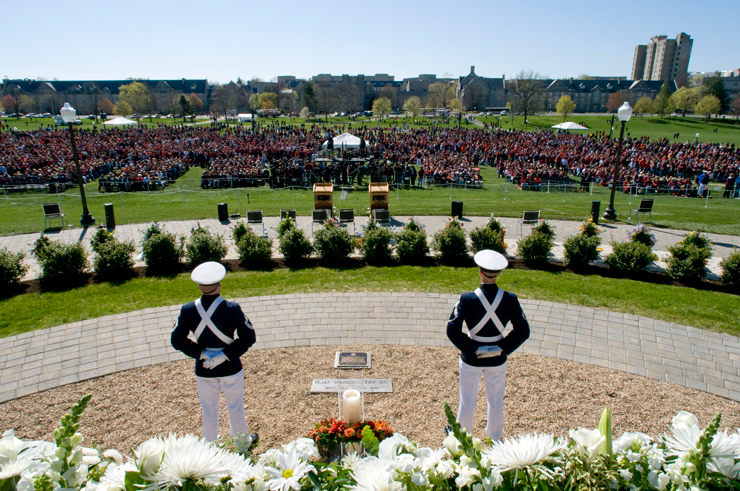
[630,32,692,84]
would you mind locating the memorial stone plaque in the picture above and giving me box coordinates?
[311,379,393,393]
[335,351,371,368]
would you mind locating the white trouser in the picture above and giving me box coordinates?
[196,370,249,442]
[457,358,507,440]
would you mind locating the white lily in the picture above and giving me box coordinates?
[0,430,23,465]
[378,434,409,461]
[442,433,463,458]
[132,437,165,477]
[569,428,605,458]
[281,438,318,461]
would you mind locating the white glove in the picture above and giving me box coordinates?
[203,352,228,369]
[476,346,502,359]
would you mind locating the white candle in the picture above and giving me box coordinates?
[342,389,362,424]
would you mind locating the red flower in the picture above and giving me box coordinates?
[344,428,355,438]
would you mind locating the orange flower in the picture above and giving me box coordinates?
[344,428,355,438]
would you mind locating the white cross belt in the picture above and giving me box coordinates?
[193,297,234,345]
[468,288,504,343]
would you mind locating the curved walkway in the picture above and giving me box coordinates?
[1,293,739,404]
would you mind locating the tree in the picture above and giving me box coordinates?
[653,80,673,116]
[427,82,455,109]
[668,87,701,117]
[555,95,575,121]
[188,93,203,114]
[694,94,721,122]
[260,92,278,110]
[301,80,317,113]
[464,83,488,111]
[118,81,151,114]
[98,98,115,115]
[178,95,193,121]
[372,97,392,119]
[379,84,398,109]
[509,71,545,123]
[299,107,310,119]
[114,100,132,116]
[730,94,740,120]
[83,82,101,120]
[447,98,463,112]
[248,93,261,117]
[2,95,21,116]
[632,97,654,117]
[402,96,422,117]
[210,84,236,119]
[605,92,625,112]
[701,75,729,113]
[18,95,36,114]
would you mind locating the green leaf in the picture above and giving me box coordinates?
[0,477,19,491]
[361,425,380,456]
[125,471,144,491]
[598,407,612,456]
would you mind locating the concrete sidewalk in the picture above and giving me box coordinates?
[2,216,738,281]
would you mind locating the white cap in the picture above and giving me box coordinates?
[474,250,508,274]
[191,261,226,285]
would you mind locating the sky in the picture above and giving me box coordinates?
[4,0,739,84]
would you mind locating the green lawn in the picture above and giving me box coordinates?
[2,166,738,236]
[1,265,738,339]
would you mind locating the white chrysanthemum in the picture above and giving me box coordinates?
[264,451,313,491]
[707,458,740,479]
[350,457,401,491]
[664,424,701,456]
[281,438,318,461]
[143,434,230,490]
[132,437,166,477]
[0,458,33,479]
[340,452,363,471]
[569,428,604,458]
[18,441,55,462]
[671,411,699,428]
[0,430,23,465]
[414,447,446,471]
[613,432,652,453]
[230,461,268,491]
[483,433,564,471]
[101,462,137,489]
[378,434,409,461]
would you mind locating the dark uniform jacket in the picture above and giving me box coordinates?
[171,295,256,378]
[447,283,530,367]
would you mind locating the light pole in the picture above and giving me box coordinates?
[602,101,632,221]
[60,103,95,226]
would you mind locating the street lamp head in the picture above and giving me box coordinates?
[617,101,632,122]
[60,102,77,123]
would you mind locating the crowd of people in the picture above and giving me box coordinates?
[0,122,738,198]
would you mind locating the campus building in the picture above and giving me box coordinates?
[631,33,693,84]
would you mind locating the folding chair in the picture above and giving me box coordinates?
[246,210,266,237]
[43,202,66,229]
[518,210,540,238]
[280,209,297,221]
[312,208,331,235]
[338,209,356,235]
[629,199,654,225]
[372,209,391,225]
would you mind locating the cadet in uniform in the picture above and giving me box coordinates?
[446,250,530,440]
[171,262,258,443]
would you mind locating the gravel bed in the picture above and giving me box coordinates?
[2,346,739,453]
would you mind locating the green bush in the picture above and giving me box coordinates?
[279,228,313,262]
[432,218,468,263]
[682,229,712,250]
[236,228,273,266]
[32,235,89,282]
[562,234,601,269]
[232,221,250,244]
[532,220,555,242]
[90,228,115,252]
[516,231,553,266]
[719,249,740,290]
[359,221,393,263]
[395,229,428,263]
[142,222,164,241]
[469,227,506,255]
[666,242,711,282]
[92,239,136,279]
[0,247,28,287]
[276,217,296,238]
[604,241,658,272]
[142,230,183,272]
[185,225,227,266]
[627,224,657,248]
[313,220,356,261]
[578,218,601,238]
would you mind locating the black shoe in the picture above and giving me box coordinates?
[250,432,259,446]
[444,425,452,436]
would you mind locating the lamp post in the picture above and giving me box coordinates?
[602,101,632,221]
[60,103,95,226]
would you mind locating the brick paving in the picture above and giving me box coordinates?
[1,292,739,404]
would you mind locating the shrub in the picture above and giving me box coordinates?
[604,241,657,273]
[516,231,553,266]
[562,234,601,269]
[90,228,115,252]
[142,222,164,241]
[276,217,296,238]
[313,219,356,261]
[359,221,393,263]
[469,227,506,255]
[92,239,135,279]
[578,218,601,238]
[719,249,740,290]
[627,224,656,248]
[0,247,28,287]
[532,220,555,242]
[432,218,468,263]
[185,225,227,266]
[279,227,313,262]
[666,242,711,282]
[232,221,250,244]
[236,228,273,266]
[142,229,183,272]
[395,230,428,263]
[682,229,712,250]
[32,235,89,282]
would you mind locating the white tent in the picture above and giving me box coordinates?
[103,117,137,126]
[551,122,589,130]
[237,113,253,122]
[321,132,369,149]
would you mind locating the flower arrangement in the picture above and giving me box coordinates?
[4,396,739,491]
[308,418,394,452]
[627,224,657,248]
[578,217,601,238]
[531,219,555,242]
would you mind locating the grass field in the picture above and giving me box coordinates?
[1,265,738,339]
[2,166,738,236]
